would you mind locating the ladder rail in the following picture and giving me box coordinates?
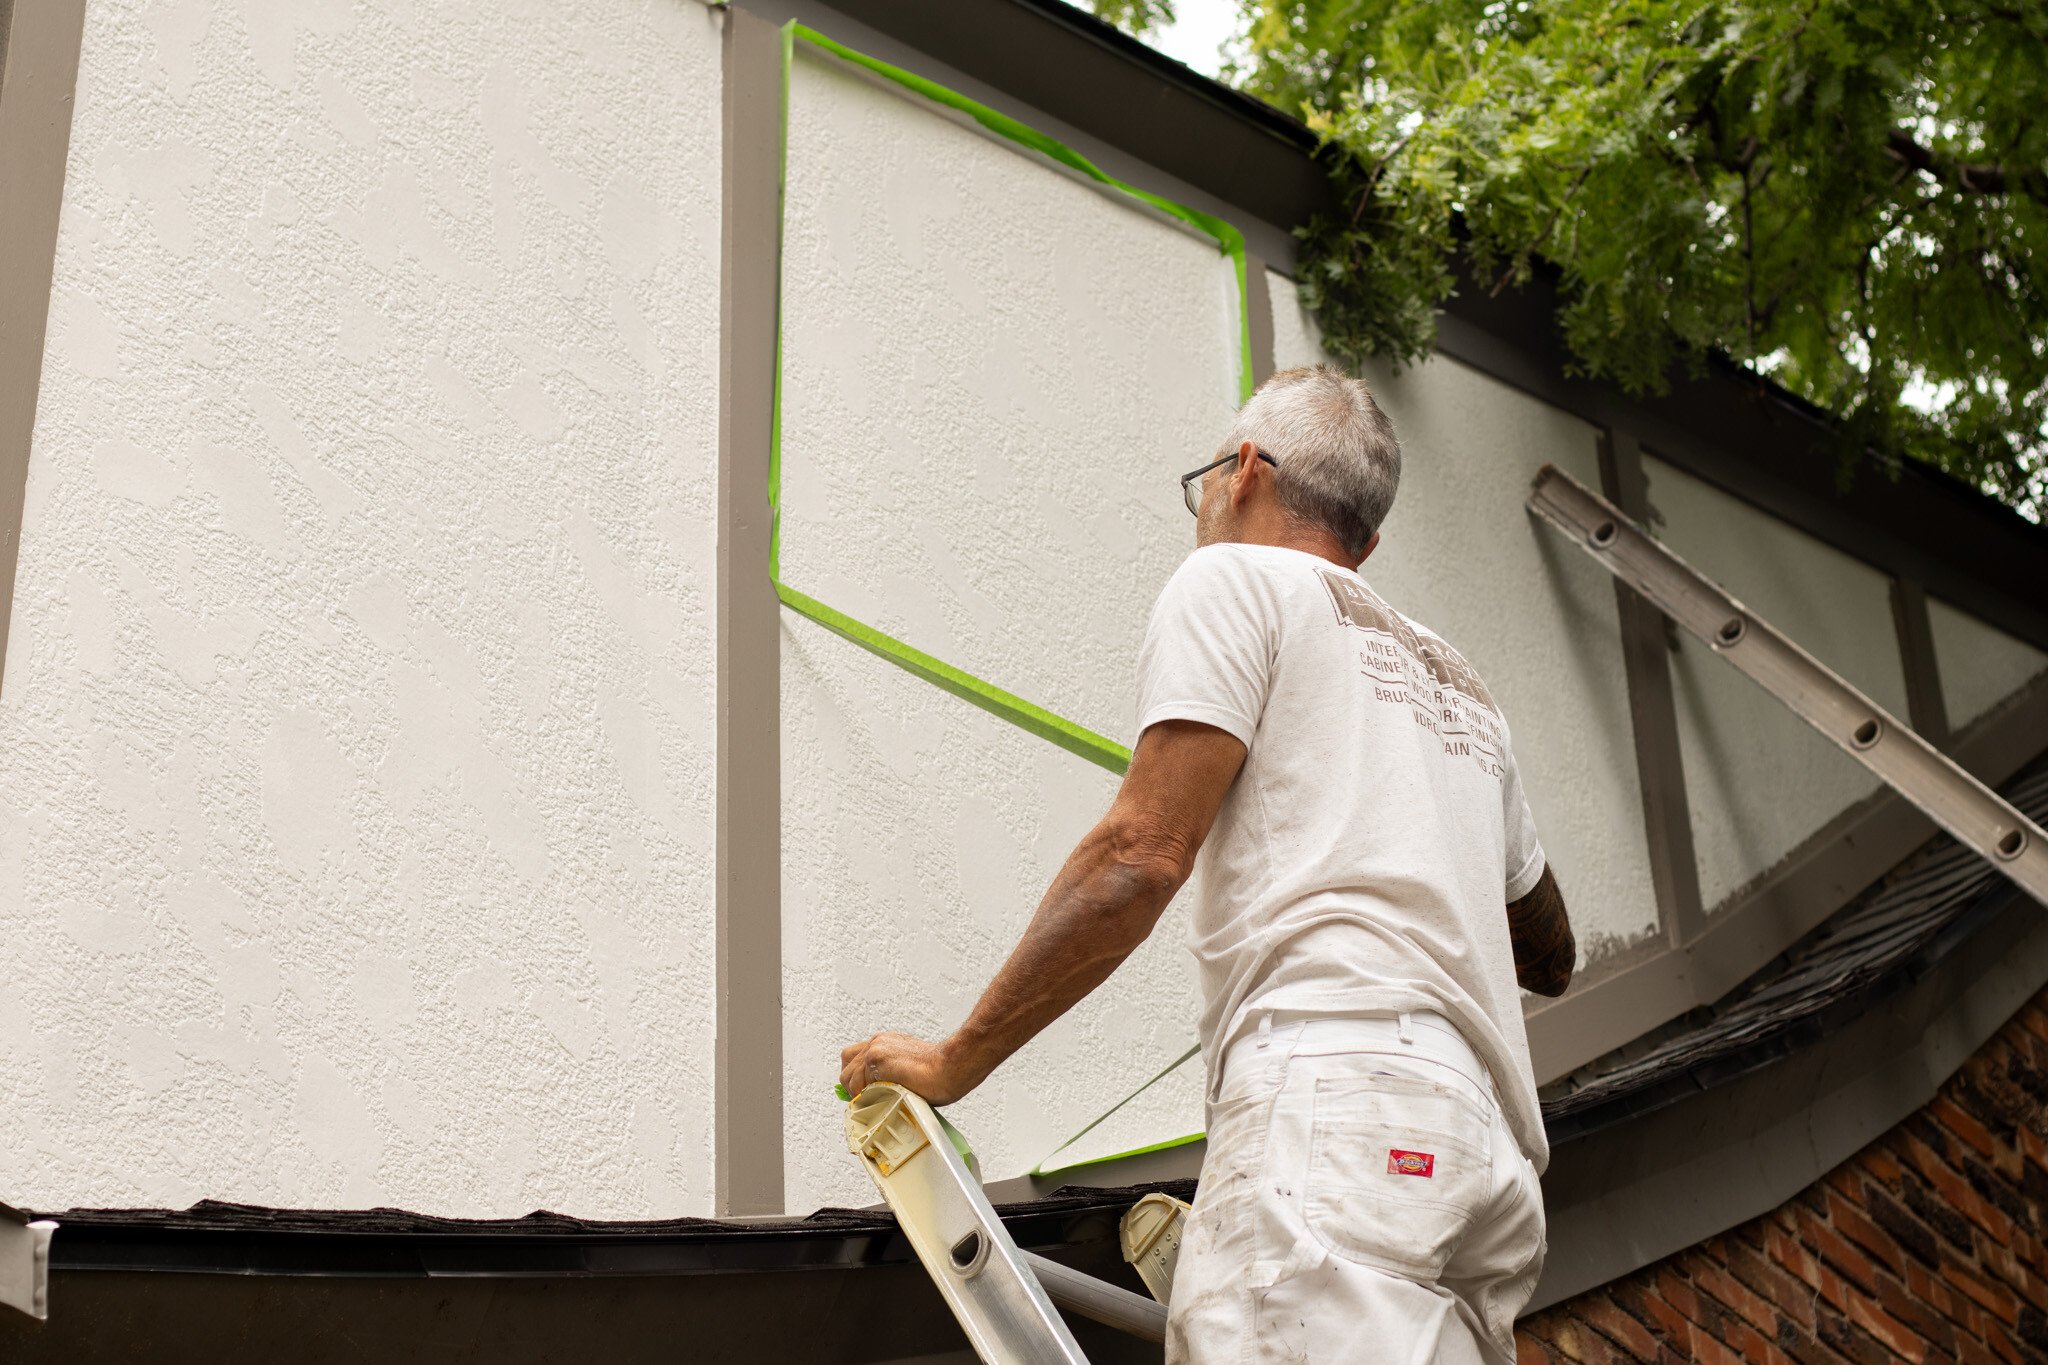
[1527,465,2048,907]
[846,1084,1090,1364]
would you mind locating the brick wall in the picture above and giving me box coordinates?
[1516,990,2048,1365]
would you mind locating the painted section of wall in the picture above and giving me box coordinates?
[0,0,724,1217]
[781,610,1202,1212]
[1927,595,2048,731]
[1641,457,1910,911]
[777,47,1242,745]
[775,51,1240,1209]
[1270,274,1660,957]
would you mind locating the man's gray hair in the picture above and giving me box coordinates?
[1218,365,1400,560]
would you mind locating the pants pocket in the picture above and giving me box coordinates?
[1301,1068,1492,1280]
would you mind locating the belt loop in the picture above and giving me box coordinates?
[1397,1011,1414,1045]
[1256,1012,1273,1050]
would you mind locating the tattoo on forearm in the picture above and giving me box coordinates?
[1507,865,1575,997]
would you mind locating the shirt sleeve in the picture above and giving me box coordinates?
[1499,712,1547,901]
[1134,547,1278,749]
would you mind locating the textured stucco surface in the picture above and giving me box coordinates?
[1270,276,1660,957]
[777,48,1243,744]
[1926,595,2048,729]
[0,0,724,1216]
[775,53,1237,1209]
[1641,458,1911,911]
[781,612,1202,1212]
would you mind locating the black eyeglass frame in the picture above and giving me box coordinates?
[1180,448,1278,517]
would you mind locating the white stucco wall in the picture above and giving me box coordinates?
[1927,596,2048,730]
[1270,277,1661,957]
[775,47,1239,1210]
[1640,458,1911,910]
[0,0,725,1217]
[777,45,1243,744]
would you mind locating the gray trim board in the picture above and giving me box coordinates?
[1530,875,2048,1310]
[1891,577,1951,749]
[1525,671,2048,1081]
[1596,429,1705,948]
[716,5,787,1217]
[0,0,88,696]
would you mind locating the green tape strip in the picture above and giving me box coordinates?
[780,583,1130,775]
[769,23,1253,769]
[1031,1041,1201,1176]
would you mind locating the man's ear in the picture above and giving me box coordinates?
[1356,530,1382,565]
[1231,441,1266,507]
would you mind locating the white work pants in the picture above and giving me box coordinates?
[1166,1013,1546,1365]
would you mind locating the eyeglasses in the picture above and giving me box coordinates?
[1181,449,1278,516]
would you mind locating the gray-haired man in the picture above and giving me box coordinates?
[840,365,1575,1363]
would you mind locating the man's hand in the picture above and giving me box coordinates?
[838,1031,980,1107]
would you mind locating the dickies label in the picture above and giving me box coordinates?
[1387,1149,1435,1177]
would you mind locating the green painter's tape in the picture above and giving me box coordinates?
[1031,1042,1201,1177]
[769,23,1255,765]
[786,23,1254,405]
[780,583,1131,776]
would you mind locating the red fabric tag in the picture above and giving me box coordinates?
[1387,1149,1435,1177]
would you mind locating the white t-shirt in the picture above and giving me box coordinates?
[1136,543,1551,1170]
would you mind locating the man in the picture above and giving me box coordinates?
[839,365,1575,1363]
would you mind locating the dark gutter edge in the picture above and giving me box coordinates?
[1528,872,2048,1310]
[997,0,1318,151]
[33,1184,1192,1280]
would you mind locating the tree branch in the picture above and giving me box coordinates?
[1884,130,2048,206]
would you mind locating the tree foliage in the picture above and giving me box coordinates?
[1098,0,2048,515]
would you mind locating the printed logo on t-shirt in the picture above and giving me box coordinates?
[1317,569,1507,780]
[1387,1149,1436,1177]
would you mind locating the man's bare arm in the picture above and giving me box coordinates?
[838,720,1246,1105]
[1508,864,1574,997]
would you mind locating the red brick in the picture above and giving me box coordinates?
[1843,1292,1926,1362]
[1877,1271,1960,1354]
[1515,1333,1555,1365]
[1827,1191,1907,1277]
[1696,1259,1782,1339]
[1612,1282,1691,1351]
[1861,1149,1908,1185]
[1796,1208,1884,1296]
[1932,1094,2000,1159]
[1692,1327,1750,1365]
[1726,1242,1820,1333]
[1950,1259,2022,1326]
[1576,1297,1662,1360]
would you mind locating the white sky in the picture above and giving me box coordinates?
[1126,0,1241,79]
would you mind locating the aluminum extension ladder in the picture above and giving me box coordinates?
[1528,465,2048,905]
[845,1083,1169,1363]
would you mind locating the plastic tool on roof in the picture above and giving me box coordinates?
[1119,1192,1192,1305]
[844,1084,1166,1361]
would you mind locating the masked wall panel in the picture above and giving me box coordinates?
[777,47,1243,746]
[0,0,724,1217]
[1270,274,1661,958]
[1641,458,1911,911]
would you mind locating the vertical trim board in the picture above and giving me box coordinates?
[716,5,787,1217]
[1891,577,1951,748]
[1597,429,1706,946]
[0,0,88,695]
